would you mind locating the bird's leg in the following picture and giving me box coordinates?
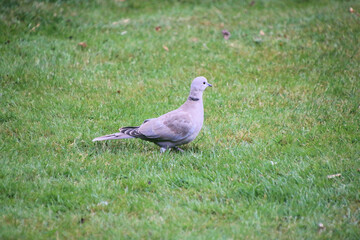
[174,146,184,152]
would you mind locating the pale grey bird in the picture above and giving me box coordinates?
[92,76,212,153]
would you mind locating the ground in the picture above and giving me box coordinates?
[0,0,359,239]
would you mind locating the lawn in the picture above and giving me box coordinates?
[0,0,359,239]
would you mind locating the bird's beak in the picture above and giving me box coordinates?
[207,83,212,87]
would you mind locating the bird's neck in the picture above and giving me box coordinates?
[181,89,204,113]
[188,89,203,102]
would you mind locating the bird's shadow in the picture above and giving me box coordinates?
[180,145,202,153]
[89,140,148,155]
[85,140,202,156]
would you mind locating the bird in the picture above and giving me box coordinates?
[92,76,212,153]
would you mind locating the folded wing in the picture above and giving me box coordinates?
[138,111,195,143]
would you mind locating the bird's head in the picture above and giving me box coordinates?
[191,76,212,92]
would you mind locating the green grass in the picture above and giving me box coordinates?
[1,0,359,239]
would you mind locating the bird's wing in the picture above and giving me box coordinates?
[138,110,195,142]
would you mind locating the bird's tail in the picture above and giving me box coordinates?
[92,132,134,142]
[119,127,144,138]
[92,126,144,142]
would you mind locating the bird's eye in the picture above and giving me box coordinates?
[203,82,206,84]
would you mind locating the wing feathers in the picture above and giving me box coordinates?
[138,112,195,142]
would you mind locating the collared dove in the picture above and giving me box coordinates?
[92,76,212,152]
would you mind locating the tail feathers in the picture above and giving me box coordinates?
[119,127,144,138]
[92,132,134,142]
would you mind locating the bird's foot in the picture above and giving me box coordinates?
[160,147,184,153]
[174,146,184,152]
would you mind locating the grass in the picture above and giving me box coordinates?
[1,0,359,239]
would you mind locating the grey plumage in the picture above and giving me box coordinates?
[92,76,212,152]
